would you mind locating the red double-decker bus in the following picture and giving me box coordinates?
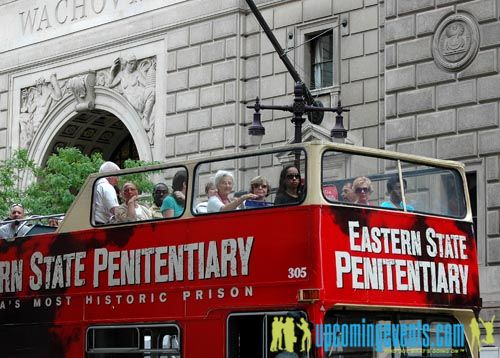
[0,141,479,357]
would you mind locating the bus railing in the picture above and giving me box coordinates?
[0,213,64,240]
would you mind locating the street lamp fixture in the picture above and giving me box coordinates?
[331,100,349,139]
[247,82,349,144]
[247,97,265,146]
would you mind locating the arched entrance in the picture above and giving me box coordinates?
[29,87,152,167]
[47,109,139,168]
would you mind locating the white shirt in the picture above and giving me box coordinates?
[0,222,30,239]
[207,196,225,213]
[195,201,208,214]
[93,178,119,224]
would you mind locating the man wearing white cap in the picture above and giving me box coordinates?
[93,161,120,225]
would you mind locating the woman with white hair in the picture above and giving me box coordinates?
[207,170,257,213]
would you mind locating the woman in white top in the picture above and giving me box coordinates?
[207,171,257,213]
[115,182,153,222]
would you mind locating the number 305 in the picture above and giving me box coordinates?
[288,267,307,279]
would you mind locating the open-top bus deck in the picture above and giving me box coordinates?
[0,141,479,357]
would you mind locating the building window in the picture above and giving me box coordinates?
[309,31,333,90]
[297,18,339,94]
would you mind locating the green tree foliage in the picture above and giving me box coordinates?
[119,158,160,196]
[1,147,158,218]
[0,149,36,216]
[24,148,104,216]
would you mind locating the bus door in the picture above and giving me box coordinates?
[227,311,313,358]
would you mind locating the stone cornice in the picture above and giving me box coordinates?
[1,0,246,74]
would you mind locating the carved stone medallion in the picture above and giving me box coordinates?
[432,12,480,72]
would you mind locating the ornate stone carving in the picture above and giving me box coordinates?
[67,71,96,112]
[19,74,63,148]
[103,54,156,145]
[432,12,479,72]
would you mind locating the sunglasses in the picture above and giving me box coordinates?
[252,183,268,189]
[355,187,370,193]
[286,174,300,180]
[10,203,24,209]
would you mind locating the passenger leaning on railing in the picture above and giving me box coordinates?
[244,175,273,208]
[0,204,30,239]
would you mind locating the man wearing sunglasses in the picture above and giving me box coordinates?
[150,183,169,219]
[0,204,30,239]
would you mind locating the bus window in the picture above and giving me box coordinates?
[400,162,466,218]
[86,324,181,357]
[228,314,264,357]
[193,149,306,214]
[227,311,311,358]
[322,150,466,217]
[323,311,468,357]
[322,150,389,207]
[92,166,188,226]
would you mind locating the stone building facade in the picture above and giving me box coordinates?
[384,0,500,346]
[0,0,499,347]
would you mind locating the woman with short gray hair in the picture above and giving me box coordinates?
[244,175,272,208]
[207,170,257,213]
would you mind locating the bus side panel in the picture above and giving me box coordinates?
[0,206,322,355]
[185,319,225,357]
[0,323,83,357]
[320,206,480,309]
